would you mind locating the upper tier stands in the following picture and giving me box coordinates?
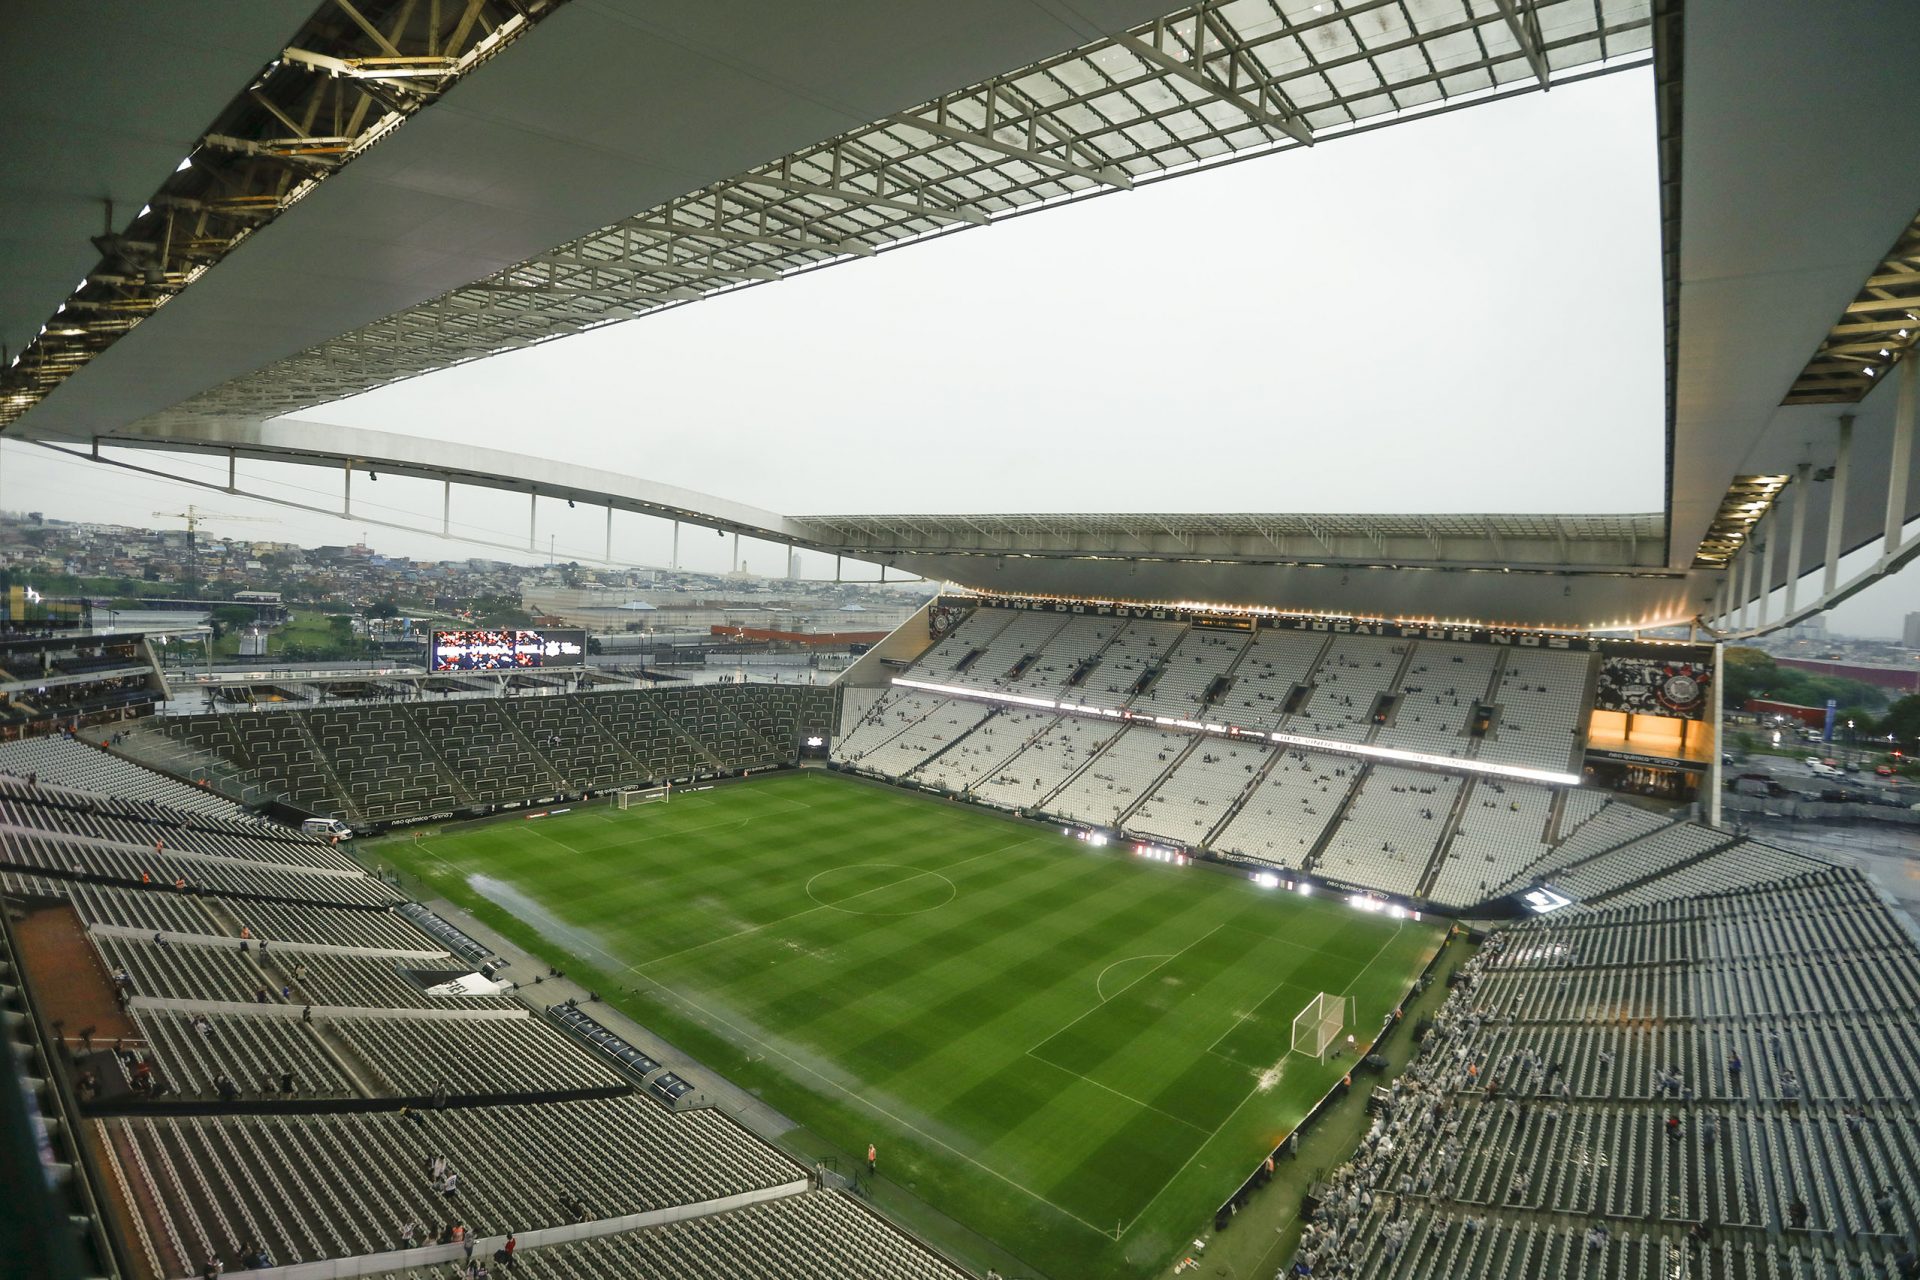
[0,731,964,1280]
[1211,629,1333,733]
[1480,646,1594,772]
[939,609,1068,694]
[1125,626,1250,721]
[1374,642,1502,758]
[1067,618,1187,711]
[1292,634,1408,743]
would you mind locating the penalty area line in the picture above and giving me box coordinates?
[1120,922,1409,1241]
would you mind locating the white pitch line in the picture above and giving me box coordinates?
[625,969,1115,1237]
[1028,923,1225,1057]
[1120,921,1410,1240]
[1094,953,1174,1004]
[1022,1051,1211,1135]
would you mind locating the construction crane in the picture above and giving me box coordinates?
[151,505,270,596]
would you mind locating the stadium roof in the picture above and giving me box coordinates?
[2,0,1917,634]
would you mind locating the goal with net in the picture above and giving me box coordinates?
[1291,991,1350,1062]
[616,785,670,810]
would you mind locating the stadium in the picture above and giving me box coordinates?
[2,3,1918,1279]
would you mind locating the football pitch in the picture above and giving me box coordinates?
[381,771,1442,1278]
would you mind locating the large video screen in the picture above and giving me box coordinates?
[431,628,586,672]
[1592,644,1713,721]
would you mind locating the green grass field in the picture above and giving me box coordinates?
[380,772,1441,1279]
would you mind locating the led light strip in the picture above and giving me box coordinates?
[890,676,1583,787]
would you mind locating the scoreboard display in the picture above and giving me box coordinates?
[431,628,587,672]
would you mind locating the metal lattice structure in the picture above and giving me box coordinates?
[0,0,567,431]
[129,0,1653,430]
[1780,211,1920,407]
[803,511,1665,568]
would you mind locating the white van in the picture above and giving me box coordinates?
[301,817,354,840]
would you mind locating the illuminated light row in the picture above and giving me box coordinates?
[944,589,1699,642]
[890,676,1584,788]
[1132,841,1188,865]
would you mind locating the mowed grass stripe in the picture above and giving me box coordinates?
[388,773,1443,1280]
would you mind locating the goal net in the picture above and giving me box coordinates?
[1291,992,1350,1061]
[617,785,670,810]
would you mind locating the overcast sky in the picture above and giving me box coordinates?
[8,66,1920,636]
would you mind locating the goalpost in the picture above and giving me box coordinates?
[1291,991,1351,1062]
[617,784,670,810]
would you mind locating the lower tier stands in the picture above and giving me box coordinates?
[363,1188,969,1280]
[0,734,246,820]
[0,748,961,1280]
[1046,725,1189,827]
[1426,781,1555,907]
[1314,766,1460,898]
[102,1096,804,1272]
[1208,749,1359,870]
[147,684,832,829]
[1295,866,1920,1280]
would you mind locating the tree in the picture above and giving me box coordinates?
[209,604,254,641]
[1880,694,1920,749]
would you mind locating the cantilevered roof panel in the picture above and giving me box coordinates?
[10,0,1652,442]
[0,1,314,368]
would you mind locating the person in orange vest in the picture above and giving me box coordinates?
[140,871,150,885]
[867,1143,877,1175]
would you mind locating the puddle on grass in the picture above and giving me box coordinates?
[468,873,623,970]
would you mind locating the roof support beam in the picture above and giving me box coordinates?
[528,254,781,284]
[1491,0,1553,90]
[744,173,986,226]
[1823,415,1854,598]
[1114,31,1313,146]
[625,221,875,258]
[891,113,1133,189]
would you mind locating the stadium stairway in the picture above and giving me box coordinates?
[284,715,375,825]
[903,704,1003,782]
[1115,733,1201,828]
[1413,777,1482,900]
[1198,742,1282,848]
[1301,762,1373,876]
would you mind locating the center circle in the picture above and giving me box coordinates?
[805,863,957,916]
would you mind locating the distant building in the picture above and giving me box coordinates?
[1905,611,1920,649]
[1775,655,1920,694]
